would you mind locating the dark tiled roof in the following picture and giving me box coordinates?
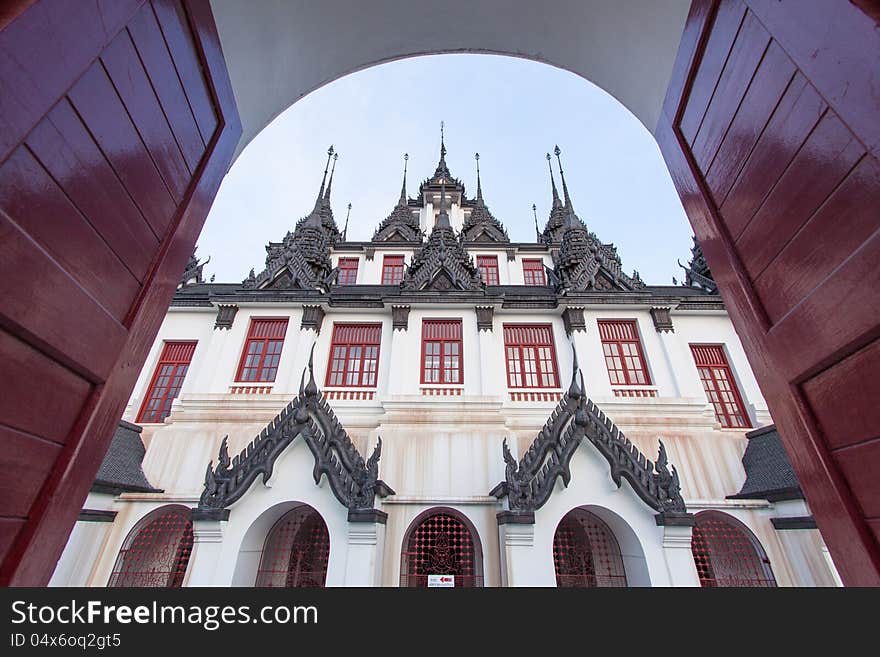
[92,420,160,494]
[728,424,803,502]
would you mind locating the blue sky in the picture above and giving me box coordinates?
[197,54,694,285]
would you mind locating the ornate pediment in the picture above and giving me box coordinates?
[678,236,717,294]
[490,351,687,518]
[401,226,484,292]
[198,348,394,516]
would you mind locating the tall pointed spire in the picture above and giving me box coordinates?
[373,153,422,243]
[315,145,333,208]
[475,152,483,201]
[460,152,509,243]
[532,203,540,240]
[343,202,351,241]
[324,151,338,200]
[547,152,561,209]
[436,178,450,228]
[554,145,573,210]
[440,120,446,166]
[399,153,409,204]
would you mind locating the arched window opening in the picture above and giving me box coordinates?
[255,506,330,587]
[553,508,627,587]
[691,512,776,587]
[401,510,483,587]
[108,506,193,587]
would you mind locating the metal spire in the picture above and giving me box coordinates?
[316,145,334,206]
[475,152,482,201]
[324,150,338,200]
[399,153,409,205]
[343,202,351,241]
[436,178,450,228]
[532,203,539,240]
[546,152,561,209]
[440,121,446,161]
[554,145,572,210]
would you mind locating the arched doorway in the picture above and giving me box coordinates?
[254,505,330,587]
[690,511,776,587]
[553,508,627,587]
[400,508,483,588]
[108,505,193,587]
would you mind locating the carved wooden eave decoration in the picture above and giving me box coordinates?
[400,226,485,292]
[198,348,394,520]
[490,352,688,521]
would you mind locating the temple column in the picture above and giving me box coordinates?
[186,512,228,586]
[344,510,387,586]
[650,308,704,399]
[659,518,701,587]
[387,306,411,395]
[497,512,554,587]
[289,305,324,387]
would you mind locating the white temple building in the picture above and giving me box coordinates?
[50,136,840,588]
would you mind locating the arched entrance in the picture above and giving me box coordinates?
[108,505,193,587]
[400,508,483,588]
[690,511,776,588]
[254,505,330,587]
[1,0,877,587]
[553,508,627,587]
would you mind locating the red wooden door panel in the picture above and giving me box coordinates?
[658,0,880,584]
[0,0,240,585]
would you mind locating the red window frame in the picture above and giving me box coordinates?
[336,257,359,285]
[503,324,559,388]
[381,255,405,285]
[421,319,463,384]
[324,323,382,388]
[235,318,289,383]
[522,259,546,286]
[597,320,652,386]
[476,255,500,286]
[137,341,197,423]
[690,345,751,428]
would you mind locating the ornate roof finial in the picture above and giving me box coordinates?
[554,145,573,211]
[436,178,450,228]
[546,152,561,209]
[532,203,539,240]
[343,202,351,241]
[440,120,446,160]
[475,152,483,201]
[324,150,338,200]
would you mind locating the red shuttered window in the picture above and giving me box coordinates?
[598,320,651,385]
[421,320,463,384]
[522,259,546,286]
[336,258,359,285]
[503,324,559,388]
[690,345,751,428]
[382,255,405,285]
[476,255,499,285]
[325,323,382,388]
[137,341,197,423]
[236,318,289,382]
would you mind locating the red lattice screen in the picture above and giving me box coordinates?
[255,507,330,587]
[401,512,482,587]
[553,508,627,587]
[691,512,776,587]
[108,506,193,587]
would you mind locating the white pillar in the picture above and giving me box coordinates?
[387,322,409,395]
[187,518,226,586]
[497,512,555,587]
[660,522,701,587]
[476,316,496,396]
[656,329,705,399]
[344,513,387,586]
[290,328,319,388]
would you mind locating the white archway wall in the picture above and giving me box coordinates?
[208,0,692,160]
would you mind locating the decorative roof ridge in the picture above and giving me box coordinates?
[490,350,687,517]
[676,236,717,294]
[198,346,394,514]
